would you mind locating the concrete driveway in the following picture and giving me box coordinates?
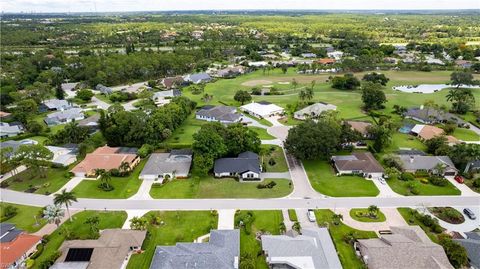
[217,209,235,230]
[445,176,480,196]
[416,206,480,234]
[335,207,407,232]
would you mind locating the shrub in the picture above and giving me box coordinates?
[400,173,415,181]
[268,157,276,166]
[420,178,429,184]
[1,205,18,220]
[429,176,448,187]
[257,181,277,189]
[138,144,154,158]
[473,178,480,188]
[30,243,44,259]
[439,235,469,268]
[383,154,403,170]
[414,171,430,178]
[38,251,61,269]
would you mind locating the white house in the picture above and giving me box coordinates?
[46,146,77,166]
[240,101,284,118]
[152,89,181,107]
[0,122,24,138]
[294,102,337,120]
[327,51,344,60]
[139,150,193,183]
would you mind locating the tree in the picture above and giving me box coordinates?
[450,71,474,88]
[292,79,298,90]
[50,122,90,145]
[362,72,389,86]
[16,144,53,178]
[446,88,475,114]
[84,215,100,235]
[425,136,450,155]
[26,121,44,135]
[55,85,65,100]
[53,189,77,222]
[361,82,387,110]
[332,213,343,225]
[285,119,341,160]
[130,216,148,230]
[234,90,252,105]
[225,124,261,156]
[448,143,480,171]
[439,235,468,268]
[76,89,94,101]
[367,124,392,153]
[43,205,65,227]
[119,161,131,174]
[281,64,288,74]
[368,205,379,217]
[331,73,360,90]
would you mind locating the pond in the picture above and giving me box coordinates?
[393,84,479,94]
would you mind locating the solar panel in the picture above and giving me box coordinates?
[65,248,94,262]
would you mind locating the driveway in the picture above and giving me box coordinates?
[128,179,154,200]
[370,177,402,197]
[335,207,407,232]
[260,172,291,179]
[241,115,268,129]
[52,176,86,194]
[261,139,283,146]
[416,206,480,234]
[122,100,138,111]
[296,209,318,229]
[445,176,480,196]
[285,153,323,198]
[0,165,27,183]
[89,96,111,110]
[217,209,235,230]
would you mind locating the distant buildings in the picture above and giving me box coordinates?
[140,150,193,182]
[0,223,42,269]
[149,229,239,269]
[214,151,261,181]
[196,105,242,124]
[152,90,182,107]
[327,50,344,60]
[301,53,317,58]
[331,152,384,178]
[397,155,457,176]
[404,107,461,125]
[0,122,24,138]
[214,66,246,78]
[44,108,85,126]
[294,102,337,120]
[95,84,113,95]
[240,101,284,118]
[42,99,72,111]
[184,73,212,84]
[160,76,184,89]
[345,121,373,138]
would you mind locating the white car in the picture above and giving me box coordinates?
[307,210,316,222]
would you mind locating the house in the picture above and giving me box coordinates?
[293,102,337,120]
[61,82,78,92]
[149,229,239,269]
[215,66,245,78]
[71,145,140,177]
[327,51,344,60]
[301,53,317,58]
[261,228,342,269]
[464,160,480,174]
[51,229,146,269]
[139,149,193,182]
[184,73,212,84]
[0,111,12,120]
[0,223,42,269]
[196,105,241,123]
[356,226,453,269]
[95,84,113,95]
[44,108,84,126]
[240,101,284,118]
[0,122,24,138]
[248,61,269,67]
[214,151,261,181]
[317,58,336,65]
[397,155,457,176]
[42,99,72,111]
[384,57,398,64]
[455,60,472,69]
[410,124,460,145]
[191,30,204,39]
[46,145,77,166]
[160,76,184,89]
[404,107,460,124]
[152,89,181,106]
[78,114,100,132]
[396,148,426,156]
[345,121,372,138]
[331,152,384,178]
[393,45,407,55]
[0,139,37,157]
[455,232,480,269]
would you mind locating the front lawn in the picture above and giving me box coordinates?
[164,115,206,146]
[235,210,284,269]
[32,210,126,269]
[349,208,386,222]
[303,160,379,197]
[72,160,146,199]
[0,203,47,232]
[278,115,303,126]
[397,207,442,243]
[250,127,275,140]
[1,167,73,195]
[386,133,427,153]
[150,176,292,199]
[315,209,377,269]
[127,211,217,269]
[386,177,460,196]
[261,145,289,172]
[452,128,479,141]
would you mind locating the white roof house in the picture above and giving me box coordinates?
[0,123,24,138]
[46,146,77,166]
[294,102,337,120]
[327,51,344,60]
[44,108,84,126]
[240,101,284,118]
[43,99,72,111]
[152,90,181,107]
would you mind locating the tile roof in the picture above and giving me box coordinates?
[150,230,239,269]
[412,125,459,144]
[71,145,138,175]
[332,152,384,173]
[1,228,41,268]
[214,151,261,174]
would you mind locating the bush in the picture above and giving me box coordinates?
[30,243,44,259]
[268,157,276,166]
[38,251,61,269]
[429,176,448,187]
[1,205,18,221]
[414,171,430,178]
[439,235,469,268]
[138,144,154,158]
[473,178,480,188]
[420,178,429,184]
[400,173,415,181]
[257,181,277,189]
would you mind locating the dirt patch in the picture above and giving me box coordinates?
[241,79,273,87]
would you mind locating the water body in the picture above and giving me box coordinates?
[393,84,479,94]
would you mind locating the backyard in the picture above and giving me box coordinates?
[315,209,377,268]
[0,202,47,232]
[386,177,461,196]
[31,210,126,269]
[164,115,206,146]
[235,210,284,269]
[1,167,73,195]
[127,211,217,269]
[303,160,379,197]
[149,176,292,199]
[71,160,146,199]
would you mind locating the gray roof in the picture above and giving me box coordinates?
[78,114,100,127]
[405,107,462,123]
[396,149,427,156]
[196,106,241,123]
[61,82,78,92]
[455,232,480,269]
[214,151,260,174]
[261,227,342,269]
[95,84,113,94]
[150,229,240,269]
[185,73,211,84]
[0,223,23,243]
[152,89,181,100]
[0,139,38,156]
[398,155,457,171]
[357,226,453,269]
[0,123,23,136]
[465,160,480,173]
[43,99,72,110]
[140,151,193,177]
[45,108,84,125]
[294,102,337,118]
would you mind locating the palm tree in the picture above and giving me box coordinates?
[43,205,65,227]
[119,161,130,174]
[84,215,100,235]
[305,87,314,101]
[292,78,298,90]
[368,205,379,217]
[332,213,343,225]
[54,189,77,222]
[94,168,106,178]
[100,171,112,190]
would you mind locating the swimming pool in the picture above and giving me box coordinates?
[398,124,415,134]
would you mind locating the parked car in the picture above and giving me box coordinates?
[454,175,464,184]
[378,177,386,185]
[307,209,316,222]
[463,208,476,220]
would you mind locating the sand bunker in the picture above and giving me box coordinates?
[241,79,273,87]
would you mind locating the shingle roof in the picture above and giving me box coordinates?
[398,155,457,171]
[0,223,23,243]
[78,114,100,127]
[455,232,480,269]
[46,108,84,124]
[261,227,342,269]
[405,107,462,124]
[332,152,384,173]
[140,151,192,177]
[196,106,241,122]
[357,226,453,269]
[214,151,260,174]
[294,102,337,118]
[150,230,239,269]
[152,89,182,99]
[43,99,72,110]
[185,73,211,84]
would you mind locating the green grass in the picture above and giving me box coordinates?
[386,177,461,196]
[72,160,146,199]
[315,209,377,269]
[235,210,284,269]
[288,209,298,221]
[150,176,292,198]
[32,210,126,269]
[349,208,386,222]
[0,203,47,232]
[261,145,289,172]
[164,114,206,146]
[2,167,73,195]
[242,112,273,127]
[249,127,275,139]
[29,136,49,144]
[303,160,379,197]
[94,93,113,104]
[278,115,303,126]
[397,208,441,243]
[386,133,427,153]
[127,211,217,269]
[452,128,479,141]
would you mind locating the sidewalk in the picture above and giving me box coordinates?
[0,165,27,183]
[33,210,79,236]
[52,177,86,194]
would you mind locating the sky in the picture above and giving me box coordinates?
[1,0,479,13]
